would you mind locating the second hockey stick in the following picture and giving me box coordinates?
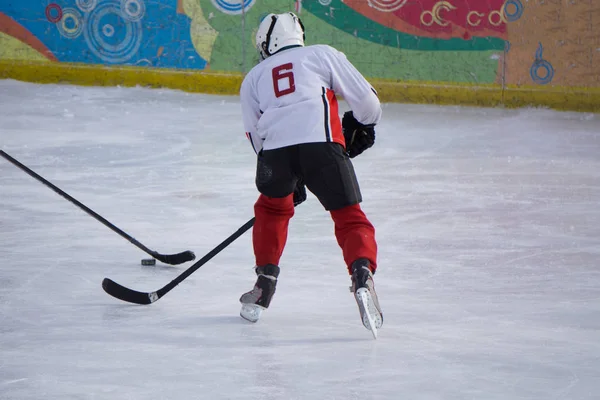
[102,217,256,304]
[0,150,195,265]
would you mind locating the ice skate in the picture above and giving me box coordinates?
[350,258,383,339]
[239,264,280,323]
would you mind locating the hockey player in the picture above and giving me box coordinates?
[238,12,383,338]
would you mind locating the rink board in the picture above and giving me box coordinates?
[1,60,599,113]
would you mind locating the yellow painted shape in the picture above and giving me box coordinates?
[0,33,50,62]
[371,79,504,108]
[0,60,598,113]
[503,85,600,113]
[182,0,218,65]
[0,60,242,95]
[371,79,600,112]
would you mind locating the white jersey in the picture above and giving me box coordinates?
[240,45,382,154]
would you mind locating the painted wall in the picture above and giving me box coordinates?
[0,0,598,87]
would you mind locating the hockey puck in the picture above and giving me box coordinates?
[141,258,156,266]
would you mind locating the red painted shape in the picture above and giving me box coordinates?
[345,0,508,40]
[45,4,62,23]
[0,12,58,61]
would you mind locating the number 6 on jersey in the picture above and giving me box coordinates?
[272,63,295,98]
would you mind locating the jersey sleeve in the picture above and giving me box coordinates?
[322,47,382,126]
[240,75,264,154]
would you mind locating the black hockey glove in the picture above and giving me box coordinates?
[293,180,306,207]
[342,111,376,158]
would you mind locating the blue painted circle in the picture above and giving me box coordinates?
[84,0,142,63]
[505,0,524,22]
[102,24,115,37]
[57,8,84,39]
[76,0,97,12]
[120,0,145,22]
[211,0,255,15]
[530,60,554,85]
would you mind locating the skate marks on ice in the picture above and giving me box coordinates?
[1,81,600,399]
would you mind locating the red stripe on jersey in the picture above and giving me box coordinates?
[246,132,258,154]
[326,89,344,147]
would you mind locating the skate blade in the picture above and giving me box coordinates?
[355,288,382,339]
[240,303,264,323]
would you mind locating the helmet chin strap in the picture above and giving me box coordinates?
[260,42,269,60]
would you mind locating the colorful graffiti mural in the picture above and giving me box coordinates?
[0,0,206,68]
[0,0,598,86]
[503,1,599,87]
[304,0,509,49]
[193,0,503,82]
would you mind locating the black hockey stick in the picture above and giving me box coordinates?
[102,217,256,304]
[0,150,195,265]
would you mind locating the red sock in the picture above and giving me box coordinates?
[253,194,295,267]
[330,204,377,274]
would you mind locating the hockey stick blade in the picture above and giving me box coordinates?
[102,278,156,305]
[151,250,196,265]
[1,150,194,266]
[102,217,255,305]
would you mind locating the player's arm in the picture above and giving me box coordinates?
[325,47,382,126]
[323,47,382,157]
[240,76,264,154]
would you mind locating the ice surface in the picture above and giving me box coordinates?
[1,79,599,400]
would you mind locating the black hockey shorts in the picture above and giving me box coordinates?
[255,142,362,211]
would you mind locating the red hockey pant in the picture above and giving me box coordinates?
[253,194,377,274]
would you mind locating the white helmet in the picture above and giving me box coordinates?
[256,12,305,61]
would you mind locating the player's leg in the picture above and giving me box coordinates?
[298,142,377,270]
[299,142,382,335]
[329,204,377,273]
[240,147,297,322]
